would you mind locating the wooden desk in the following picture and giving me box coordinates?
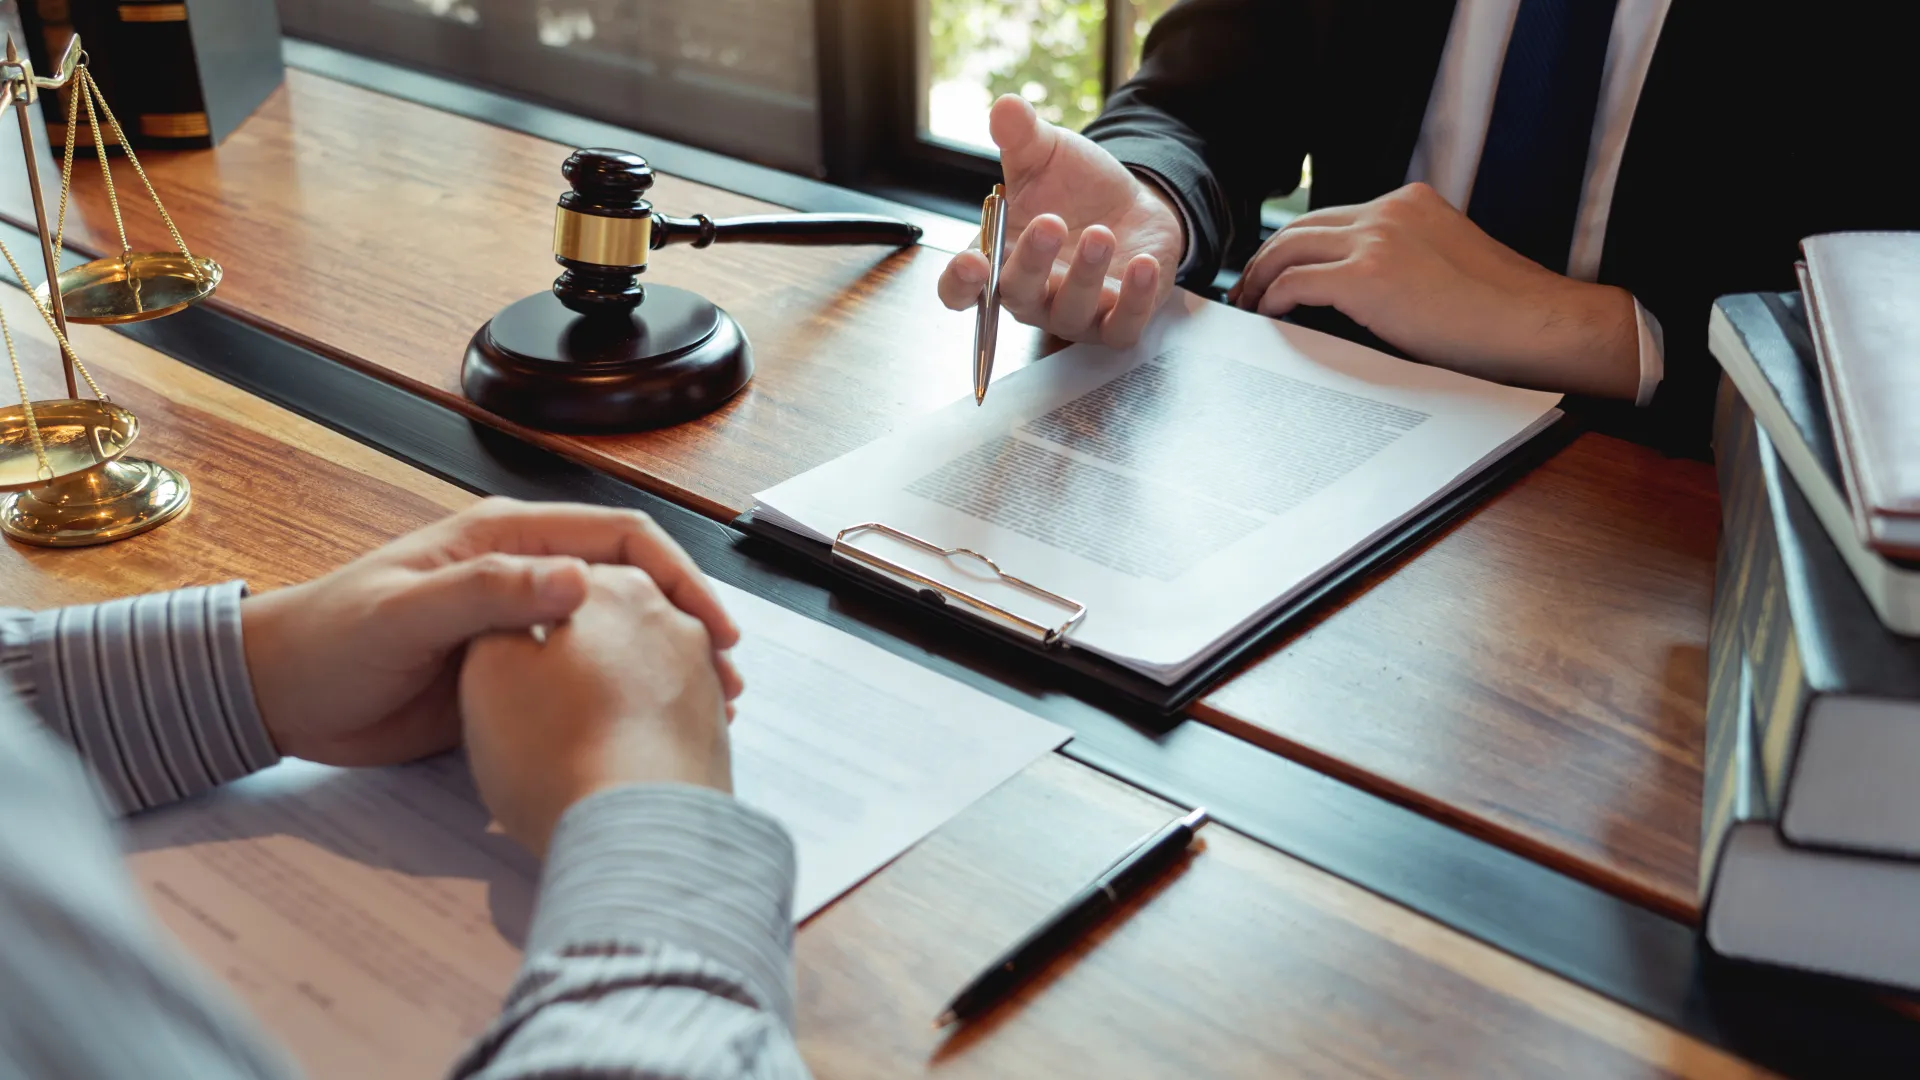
[0,287,1763,1078]
[1199,436,1717,920]
[0,67,1715,918]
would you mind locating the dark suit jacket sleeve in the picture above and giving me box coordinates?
[1082,0,1309,286]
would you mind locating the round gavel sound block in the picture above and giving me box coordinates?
[462,148,752,431]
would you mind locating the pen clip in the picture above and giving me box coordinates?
[1092,807,1209,879]
[979,183,1004,253]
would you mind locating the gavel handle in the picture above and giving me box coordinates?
[651,213,923,250]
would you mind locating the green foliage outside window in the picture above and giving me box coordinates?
[926,0,1177,134]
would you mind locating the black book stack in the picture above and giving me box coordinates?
[16,0,283,151]
[1702,297,1920,992]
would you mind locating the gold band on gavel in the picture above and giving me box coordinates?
[553,205,652,267]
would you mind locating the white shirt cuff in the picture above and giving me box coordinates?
[1631,297,1665,408]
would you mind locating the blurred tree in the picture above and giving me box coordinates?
[1121,0,1178,79]
[927,0,1177,133]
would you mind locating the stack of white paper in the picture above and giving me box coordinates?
[752,291,1563,684]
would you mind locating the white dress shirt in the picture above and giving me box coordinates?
[1407,0,1675,405]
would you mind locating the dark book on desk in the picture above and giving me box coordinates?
[1708,292,1920,634]
[17,0,283,150]
[15,0,123,153]
[1701,393,1920,990]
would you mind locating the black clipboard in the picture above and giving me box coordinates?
[734,413,1578,716]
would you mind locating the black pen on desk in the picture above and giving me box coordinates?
[935,806,1208,1027]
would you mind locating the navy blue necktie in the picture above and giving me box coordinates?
[1465,0,1620,273]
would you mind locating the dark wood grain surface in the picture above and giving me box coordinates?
[0,289,469,606]
[0,70,1048,520]
[803,751,1767,1080]
[0,68,1714,917]
[1197,436,1719,921]
[0,287,1766,1079]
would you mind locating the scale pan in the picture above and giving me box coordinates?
[40,252,222,324]
[0,398,140,491]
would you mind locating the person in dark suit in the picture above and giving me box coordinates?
[936,0,1913,452]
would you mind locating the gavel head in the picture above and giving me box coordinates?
[551,148,656,315]
[463,146,753,432]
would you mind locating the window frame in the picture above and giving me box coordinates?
[273,0,1164,219]
[276,0,828,178]
[818,0,1154,214]
[815,0,999,214]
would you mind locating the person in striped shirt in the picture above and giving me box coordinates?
[0,498,811,1079]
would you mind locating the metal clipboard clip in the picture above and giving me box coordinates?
[831,522,1088,647]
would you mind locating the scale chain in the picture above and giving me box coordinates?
[85,68,199,272]
[78,68,129,255]
[0,297,51,480]
[0,235,108,402]
[51,64,81,259]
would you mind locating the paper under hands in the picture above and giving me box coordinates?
[120,581,1068,1077]
[751,291,1563,681]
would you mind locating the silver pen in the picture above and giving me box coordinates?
[972,183,1008,406]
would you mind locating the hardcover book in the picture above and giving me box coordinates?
[1801,233,1920,563]
[1708,381,1920,858]
[16,0,283,150]
[1702,386,1920,988]
[1708,292,1920,634]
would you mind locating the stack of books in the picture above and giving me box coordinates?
[1704,239,1920,992]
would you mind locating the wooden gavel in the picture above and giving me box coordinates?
[463,147,923,432]
[549,147,922,314]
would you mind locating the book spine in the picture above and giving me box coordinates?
[1704,387,1763,895]
[1746,532,1809,812]
[1700,614,1750,899]
[14,1,64,107]
[1711,383,1812,808]
[31,1,132,155]
[104,0,212,150]
[1703,385,1814,896]
[15,0,118,155]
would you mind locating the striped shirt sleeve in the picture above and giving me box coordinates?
[0,582,281,816]
[0,691,301,1079]
[454,784,812,1080]
[5,591,811,1078]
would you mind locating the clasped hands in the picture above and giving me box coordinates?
[241,498,739,856]
[938,95,1640,401]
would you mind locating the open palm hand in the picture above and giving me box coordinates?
[937,96,1184,347]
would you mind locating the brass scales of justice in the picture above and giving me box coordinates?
[0,32,219,546]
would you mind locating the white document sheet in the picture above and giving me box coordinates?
[752,291,1563,682]
[120,581,1068,1078]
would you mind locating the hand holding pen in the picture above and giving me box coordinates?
[935,95,1183,359]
